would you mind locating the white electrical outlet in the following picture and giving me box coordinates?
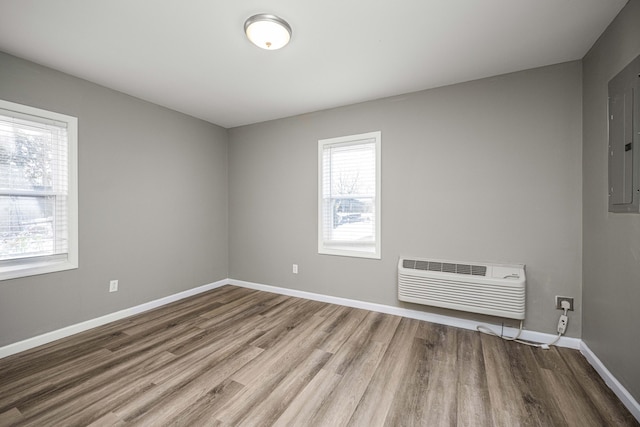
[292,264,298,274]
[109,280,118,292]
[555,296,574,311]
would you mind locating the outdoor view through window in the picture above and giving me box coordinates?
[0,108,70,266]
[319,131,380,258]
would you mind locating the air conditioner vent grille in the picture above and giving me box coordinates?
[402,258,487,277]
[398,257,525,320]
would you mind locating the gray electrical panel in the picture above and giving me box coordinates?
[609,54,640,213]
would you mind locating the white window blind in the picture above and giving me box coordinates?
[318,131,381,259]
[0,100,78,280]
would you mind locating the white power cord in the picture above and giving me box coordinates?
[476,301,569,349]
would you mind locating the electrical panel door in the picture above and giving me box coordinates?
[609,54,640,213]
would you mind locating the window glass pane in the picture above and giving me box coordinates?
[0,195,62,260]
[319,131,380,258]
[0,103,72,270]
[322,141,376,245]
[0,114,67,194]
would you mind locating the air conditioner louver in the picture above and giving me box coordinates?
[398,258,526,320]
[402,259,487,276]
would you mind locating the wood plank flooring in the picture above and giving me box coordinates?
[0,285,637,426]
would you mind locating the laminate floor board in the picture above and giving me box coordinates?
[0,408,22,427]
[455,329,493,427]
[0,330,123,383]
[198,289,283,323]
[322,311,392,375]
[0,285,637,427]
[231,349,333,426]
[315,306,368,355]
[503,340,566,426]
[558,347,635,426]
[0,348,113,411]
[247,299,332,351]
[382,335,432,426]
[346,317,420,427]
[203,304,342,425]
[2,285,237,382]
[420,323,459,426]
[482,332,533,426]
[19,353,173,427]
[161,292,288,358]
[117,345,264,426]
[163,308,267,358]
[305,313,400,426]
[119,298,224,337]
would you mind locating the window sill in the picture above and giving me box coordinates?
[0,259,78,281]
[319,246,381,260]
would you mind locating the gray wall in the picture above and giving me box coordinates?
[0,52,229,347]
[582,0,640,402]
[229,61,583,336]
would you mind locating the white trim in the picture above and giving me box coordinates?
[0,259,78,281]
[228,278,581,349]
[318,131,381,260]
[0,279,228,359]
[0,99,79,281]
[5,276,638,422]
[580,341,640,422]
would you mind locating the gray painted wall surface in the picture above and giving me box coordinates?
[0,52,229,346]
[229,61,583,336]
[582,0,640,402]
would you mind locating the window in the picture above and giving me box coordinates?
[0,100,78,280]
[318,131,381,259]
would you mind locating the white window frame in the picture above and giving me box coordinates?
[318,131,381,259]
[0,99,78,281]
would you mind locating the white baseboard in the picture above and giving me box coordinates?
[580,341,640,422]
[228,279,581,350]
[0,277,581,358]
[232,279,639,420]
[0,279,228,359]
[4,277,636,422]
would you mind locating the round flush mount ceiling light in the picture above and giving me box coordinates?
[244,14,292,50]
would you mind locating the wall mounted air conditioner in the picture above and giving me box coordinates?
[398,257,526,320]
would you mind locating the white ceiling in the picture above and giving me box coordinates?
[0,0,628,128]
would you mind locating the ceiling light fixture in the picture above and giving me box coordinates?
[244,14,292,50]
